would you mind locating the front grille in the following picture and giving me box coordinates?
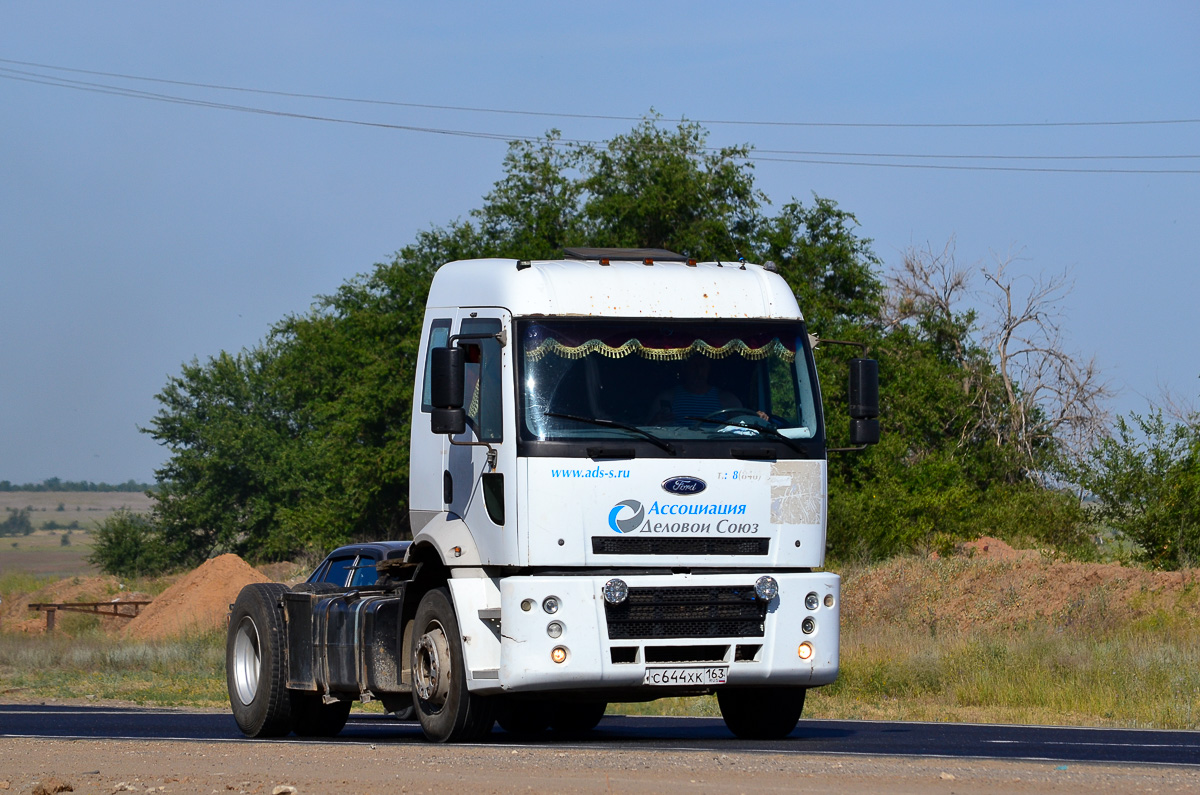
[604,585,766,640]
[591,537,769,556]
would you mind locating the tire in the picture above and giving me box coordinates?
[292,693,352,737]
[717,687,806,740]
[549,701,607,734]
[495,698,551,736]
[409,587,496,742]
[227,583,295,737]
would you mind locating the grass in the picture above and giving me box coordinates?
[0,627,228,706]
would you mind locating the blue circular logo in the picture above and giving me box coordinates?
[662,476,707,495]
[608,499,644,533]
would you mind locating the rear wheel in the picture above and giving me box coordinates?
[717,687,805,740]
[409,587,495,742]
[227,583,294,737]
[550,701,607,734]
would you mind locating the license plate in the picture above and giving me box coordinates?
[644,666,728,686]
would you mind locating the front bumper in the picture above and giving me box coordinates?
[493,571,839,693]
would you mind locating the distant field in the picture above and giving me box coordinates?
[0,491,155,579]
[0,528,98,577]
[0,491,154,531]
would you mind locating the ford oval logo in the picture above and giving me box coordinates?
[662,476,707,495]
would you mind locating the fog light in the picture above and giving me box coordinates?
[824,594,834,608]
[542,596,560,614]
[754,576,779,601]
[798,642,813,660]
[551,646,568,664]
[802,617,816,634]
[603,578,629,605]
[547,621,563,639]
[805,592,819,611]
[521,599,534,612]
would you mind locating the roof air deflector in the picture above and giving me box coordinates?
[563,247,687,262]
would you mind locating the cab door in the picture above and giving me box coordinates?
[446,309,517,565]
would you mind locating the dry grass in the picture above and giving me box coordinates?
[3,546,1198,728]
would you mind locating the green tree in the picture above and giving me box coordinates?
[1077,411,1200,568]
[144,116,1091,564]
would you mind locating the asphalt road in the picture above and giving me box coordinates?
[2,704,1198,767]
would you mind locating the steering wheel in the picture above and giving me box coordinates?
[701,408,788,427]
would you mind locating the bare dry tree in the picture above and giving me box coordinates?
[981,253,1112,472]
[885,240,1111,479]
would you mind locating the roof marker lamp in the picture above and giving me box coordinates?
[603,578,629,605]
[754,576,779,602]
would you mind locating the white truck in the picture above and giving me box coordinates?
[226,247,879,742]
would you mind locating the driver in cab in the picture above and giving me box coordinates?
[651,356,768,424]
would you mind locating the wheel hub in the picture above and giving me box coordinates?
[413,623,452,706]
[232,617,261,706]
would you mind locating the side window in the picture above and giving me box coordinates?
[421,319,453,412]
[322,555,356,587]
[461,317,503,443]
[349,555,378,587]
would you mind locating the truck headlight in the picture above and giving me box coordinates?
[805,592,819,611]
[542,596,560,614]
[603,578,629,605]
[547,621,563,638]
[754,576,778,602]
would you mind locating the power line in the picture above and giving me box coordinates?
[3,55,1199,131]
[2,65,1198,175]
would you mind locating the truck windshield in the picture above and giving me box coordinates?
[518,319,822,447]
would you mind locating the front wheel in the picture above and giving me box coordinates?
[227,583,294,737]
[409,587,496,742]
[292,694,352,737]
[550,701,607,734]
[717,687,805,740]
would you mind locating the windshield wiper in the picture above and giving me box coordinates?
[686,416,806,455]
[544,411,676,455]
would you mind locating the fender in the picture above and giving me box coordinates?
[407,513,483,568]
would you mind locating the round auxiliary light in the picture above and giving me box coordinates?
[521,599,534,612]
[547,621,563,639]
[797,642,814,660]
[603,578,629,605]
[542,596,560,614]
[551,646,568,664]
[805,592,820,611]
[754,576,779,602]
[802,617,816,635]
[824,594,835,608]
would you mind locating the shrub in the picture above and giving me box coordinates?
[0,508,33,537]
[88,510,171,577]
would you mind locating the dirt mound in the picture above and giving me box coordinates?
[958,536,1037,561]
[844,542,1197,633]
[1,575,152,635]
[123,554,269,640]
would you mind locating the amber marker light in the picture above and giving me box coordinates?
[551,646,568,664]
[797,642,814,660]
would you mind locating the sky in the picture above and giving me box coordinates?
[1,2,1197,484]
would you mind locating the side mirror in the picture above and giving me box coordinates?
[848,358,880,446]
[430,346,466,435]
